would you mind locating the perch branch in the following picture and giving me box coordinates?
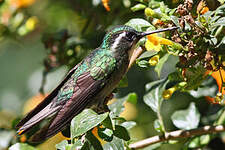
[129,125,225,149]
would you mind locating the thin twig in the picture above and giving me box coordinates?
[39,70,47,94]
[219,68,224,93]
[215,108,225,125]
[129,125,225,149]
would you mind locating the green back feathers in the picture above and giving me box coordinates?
[90,49,116,80]
[56,49,116,103]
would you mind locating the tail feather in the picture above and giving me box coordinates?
[16,66,77,128]
[29,122,52,142]
[17,102,60,135]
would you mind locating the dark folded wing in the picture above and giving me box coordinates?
[30,71,104,142]
[16,65,78,129]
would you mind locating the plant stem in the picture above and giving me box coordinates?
[157,108,166,132]
[219,68,224,93]
[216,108,225,125]
[129,125,225,149]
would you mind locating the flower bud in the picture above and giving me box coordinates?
[149,55,159,66]
[178,82,187,88]
[215,92,224,104]
[144,8,162,18]
[163,87,177,100]
[131,4,146,12]
[25,16,38,31]
[171,43,183,50]
[145,8,155,17]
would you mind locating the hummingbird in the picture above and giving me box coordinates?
[16,25,178,142]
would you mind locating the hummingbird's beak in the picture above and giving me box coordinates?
[139,26,179,38]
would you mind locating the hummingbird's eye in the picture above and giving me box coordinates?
[126,32,136,41]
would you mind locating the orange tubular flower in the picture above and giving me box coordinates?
[20,134,27,143]
[92,126,106,145]
[149,55,159,66]
[10,0,36,9]
[205,68,225,104]
[211,68,225,94]
[102,0,110,11]
[145,34,173,51]
[197,0,209,15]
[200,7,209,15]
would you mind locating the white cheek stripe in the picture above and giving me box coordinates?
[111,32,126,50]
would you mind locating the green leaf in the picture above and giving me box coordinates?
[155,53,170,77]
[179,65,207,91]
[131,4,146,12]
[86,131,103,150]
[213,17,225,27]
[217,0,225,4]
[215,4,225,15]
[138,50,158,60]
[55,140,69,150]
[126,93,137,104]
[71,139,83,150]
[188,134,210,148]
[168,140,179,144]
[171,16,180,27]
[118,76,128,88]
[102,115,113,130]
[169,8,177,15]
[168,71,182,82]
[120,121,136,130]
[200,134,210,145]
[9,143,37,150]
[103,136,125,150]
[143,78,168,112]
[98,127,113,142]
[189,77,217,98]
[109,93,137,117]
[217,36,225,48]
[145,79,165,91]
[153,119,164,132]
[137,60,149,68]
[214,25,224,37]
[188,137,200,148]
[126,18,153,32]
[113,117,127,122]
[171,102,200,130]
[71,109,108,138]
[113,125,130,141]
[81,141,91,150]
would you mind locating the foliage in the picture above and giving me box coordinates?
[1,0,225,150]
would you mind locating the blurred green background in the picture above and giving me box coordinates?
[0,0,221,149]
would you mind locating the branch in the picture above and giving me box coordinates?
[129,125,225,149]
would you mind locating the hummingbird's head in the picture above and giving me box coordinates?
[101,25,178,54]
[101,25,141,52]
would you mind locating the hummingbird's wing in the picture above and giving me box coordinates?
[16,65,79,133]
[18,50,117,142]
[30,71,104,142]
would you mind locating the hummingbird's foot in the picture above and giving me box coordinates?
[93,93,114,114]
[95,104,110,114]
[104,93,114,105]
